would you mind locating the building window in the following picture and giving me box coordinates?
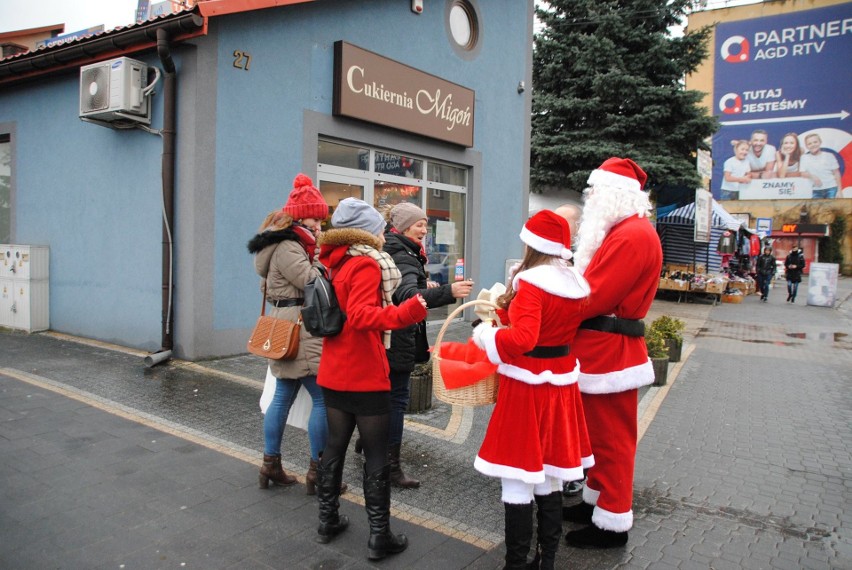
[0,133,10,243]
[446,0,481,59]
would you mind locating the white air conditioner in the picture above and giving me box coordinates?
[79,57,153,124]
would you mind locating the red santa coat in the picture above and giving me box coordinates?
[316,229,427,393]
[473,263,594,484]
[575,215,663,393]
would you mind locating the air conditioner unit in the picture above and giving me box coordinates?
[79,57,153,124]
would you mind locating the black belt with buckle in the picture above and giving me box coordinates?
[579,316,645,337]
[268,298,304,308]
[524,345,571,358]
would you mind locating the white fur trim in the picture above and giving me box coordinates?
[588,169,643,193]
[512,263,590,299]
[581,454,595,469]
[534,476,563,495]
[592,506,634,533]
[497,363,579,386]
[501,478,534,504]
[519,226,572,259]
[545,464,585,483]
[577,360,654,394]
[477,325,503,365]
[582,484,600,506]
[476,456,544,484]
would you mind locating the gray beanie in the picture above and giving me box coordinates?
[331,197,386,236]
[390,202,428,233]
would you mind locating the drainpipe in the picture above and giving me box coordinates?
[145,28,177,368]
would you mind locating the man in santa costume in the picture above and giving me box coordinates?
[562,157,663,549]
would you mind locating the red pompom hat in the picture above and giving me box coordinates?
[283,174,329,220]
[519,210,573,260]
[587,157,648,192]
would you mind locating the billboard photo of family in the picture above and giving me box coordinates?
[711,4,852,201]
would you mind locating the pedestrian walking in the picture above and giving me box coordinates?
[756,246,776,302]
[784,246,805,303]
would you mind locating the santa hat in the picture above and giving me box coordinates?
[519,210,573,260]
[283,174,329,220]
[587,157,648,193]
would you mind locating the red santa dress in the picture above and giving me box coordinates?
[574,214,663,532]
[473,262,594,485]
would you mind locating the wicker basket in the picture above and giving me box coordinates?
[432,299,500,407]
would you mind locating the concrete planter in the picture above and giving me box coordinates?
[407,361,433,413]
[651,356,669,386]
[665,338,682,363]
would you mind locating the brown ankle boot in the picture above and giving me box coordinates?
[307,458,347,496]
[259,454,296,489]
[388,443,420,489]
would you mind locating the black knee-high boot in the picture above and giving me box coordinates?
[504,501,534,569]
[528,492,563,570]
[315,456,349,543]
[364,464,408,560]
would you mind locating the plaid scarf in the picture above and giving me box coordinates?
[347,243,401,348]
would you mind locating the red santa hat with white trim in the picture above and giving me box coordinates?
[587,157,648,193]
[519,210,573,260]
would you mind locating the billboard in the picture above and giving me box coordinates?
[712,4,852,201]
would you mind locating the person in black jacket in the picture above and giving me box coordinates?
[755,246,776,302]
[784,247,805,303]
[379,202,473,488]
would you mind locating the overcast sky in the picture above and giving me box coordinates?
[0,0,140,35]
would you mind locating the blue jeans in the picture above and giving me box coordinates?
[812,187,837,199]
[388,369,410,446]
[263,375,327,460]
[756,273,772,299]
[787,280,800,299]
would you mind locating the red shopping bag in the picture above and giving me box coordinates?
[435,339,498,390]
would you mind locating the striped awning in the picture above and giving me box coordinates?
[658,200,744,231]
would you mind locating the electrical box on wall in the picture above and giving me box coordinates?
[1,245,49,332]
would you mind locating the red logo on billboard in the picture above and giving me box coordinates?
[720,35,750,63]
[718,93,742,115]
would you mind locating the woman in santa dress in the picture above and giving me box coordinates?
[472,210,593,570]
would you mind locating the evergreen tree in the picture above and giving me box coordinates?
[531,0,718,195]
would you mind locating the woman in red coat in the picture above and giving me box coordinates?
[472,210,593,569]
[313,198,427,561]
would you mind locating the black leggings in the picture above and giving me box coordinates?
[323,407,390,475]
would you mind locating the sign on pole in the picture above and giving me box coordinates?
[756,217,772,236]
[694,189,712,243]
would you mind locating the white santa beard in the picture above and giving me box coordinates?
[574,184,653,273]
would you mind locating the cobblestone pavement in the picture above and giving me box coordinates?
[1,275,850,569]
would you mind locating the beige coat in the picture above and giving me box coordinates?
[253,235,323,379]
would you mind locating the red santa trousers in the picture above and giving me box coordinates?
[582,389,638,532]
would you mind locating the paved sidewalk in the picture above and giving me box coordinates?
[1,275,850,568]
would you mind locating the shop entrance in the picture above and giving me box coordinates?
[317,139,468,320]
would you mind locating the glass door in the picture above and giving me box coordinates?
[317,172,368,228]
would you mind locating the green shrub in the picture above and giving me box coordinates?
[649,316,685,342]
[645,326,669,359]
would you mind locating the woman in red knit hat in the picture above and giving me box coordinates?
[247,173,345,495]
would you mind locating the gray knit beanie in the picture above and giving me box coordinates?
[331,198,386,236]
[390,202,428,233]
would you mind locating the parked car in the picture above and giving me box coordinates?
[425,253,449,284]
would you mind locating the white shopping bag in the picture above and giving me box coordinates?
[259,366,312,431]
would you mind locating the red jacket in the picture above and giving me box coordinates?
[574,215,663,394]
[316,228,427,392]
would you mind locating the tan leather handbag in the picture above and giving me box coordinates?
[247,286,301,360]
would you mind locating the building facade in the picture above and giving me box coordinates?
[0,0,534,359]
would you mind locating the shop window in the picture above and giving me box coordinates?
[0,134,10,243]
[318,140,369,170]
[428,161,466,186]
[373,151,423,179]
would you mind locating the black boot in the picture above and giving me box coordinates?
[562,501,594,524]
[315,456,349,544]
[364,465,408,560]
[564,524,628,549]
[528,492,562,570]
[388,443,420,488]
[504,501,534,569]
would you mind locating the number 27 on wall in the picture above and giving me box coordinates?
[233,50,251,71]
